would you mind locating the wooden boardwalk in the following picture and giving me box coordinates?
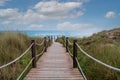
[25,42,84,80]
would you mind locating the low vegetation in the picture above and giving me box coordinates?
[0,32,44,80]
[57,28,120,80]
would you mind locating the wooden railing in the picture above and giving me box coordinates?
[61,36,120,80]
[63,37,87,80]
[30,36,52,68]
[0,36,52,80]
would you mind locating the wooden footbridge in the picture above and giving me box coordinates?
[25,42,84,80]
[0,36,120,80]
[0,36,86,80]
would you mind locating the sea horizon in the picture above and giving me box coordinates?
[0,30,92,38]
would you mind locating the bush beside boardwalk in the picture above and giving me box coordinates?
[0,32,44,80]
[56,28,120,80]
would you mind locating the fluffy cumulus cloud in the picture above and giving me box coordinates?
[0,1,85,24]
[0,8,22,24]
[57,21,101,36]
[0,0,11,6]
[0,8,19,18]
[0,0,89,30]
[57,22,94,30]
[34,1,83,19]
[26,1,84,20]
[23,9,47,23]
[105,11,116,18]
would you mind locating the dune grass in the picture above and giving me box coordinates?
[0,32,44,80]
[56,32,120,80]
[76,38,120,80]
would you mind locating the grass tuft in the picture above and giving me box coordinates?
[0,32,44,80]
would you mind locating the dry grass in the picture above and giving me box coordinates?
[0,32,44,80]
[56,31,120,80]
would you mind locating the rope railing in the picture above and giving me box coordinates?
[63,37,87,80]
[75,57,87,80]
[67,46,73,57]
[63,38,66,46]
[75,42,120,72]
[67,38,73,57]
[0,43,33,69]
[36,47,45,57]
[0,36,52,80]
[36,39,44,46]
[68,39,73,45]
[63,37,73,57]
[17,58,34,80]
[17,36,52,79]
[64,36,120,79]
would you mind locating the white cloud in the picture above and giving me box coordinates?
[0,8,21,18]
[0,8,42,24]
[0,1,89,30]
[76,0,90,2]
[57,22,94,30]
[0,8,22,24]
[105,11,116,18]
[23,9,46,23]
[27,24,53,30]
[35,1,82,13]
[2,20,12,24]
[57,21,102,36]
[0,1,86,25]
[34,1,84,20]
[28,24,44,30]
[0,0,11,6]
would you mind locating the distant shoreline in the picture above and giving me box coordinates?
[0,30,84,38]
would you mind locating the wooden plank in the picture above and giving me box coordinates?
[25,42,84,80]
[25,78,84,80]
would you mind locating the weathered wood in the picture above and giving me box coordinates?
[66,37,68,52]
[44,37,47,52]
[31,40,36,68]
[73,40,77,68]
[48,36,51,46]
[50,36,53,42]
[25,42,84,80]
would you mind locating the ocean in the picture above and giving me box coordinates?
[1,30,89,38]
[22,30,83,38]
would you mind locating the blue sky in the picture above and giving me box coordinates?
[0,0,120,35]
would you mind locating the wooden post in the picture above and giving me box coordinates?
[51,36,53,42]
[44,37,47,52]
[66,37,68,52]
[31,40,36,68]
[54,36,55,42]
[48,36,50,46]
[73,39,77,68]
